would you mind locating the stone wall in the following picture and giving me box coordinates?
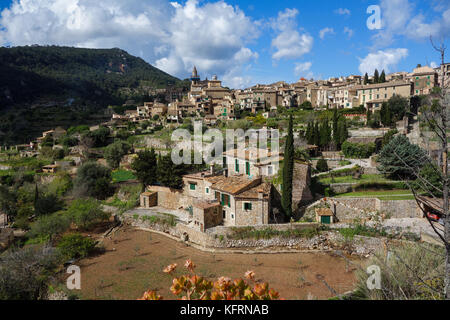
[235,198,270,226]
[305,198,422,223]
[147,186,192,210]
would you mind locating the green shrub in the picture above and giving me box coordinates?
[67,198,110,230]
[316,157,329,173]
[342,141,375,159]
[28,213,71,241]
[57,233,96,260]
[228,226,324,240]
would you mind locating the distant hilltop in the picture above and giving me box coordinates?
[0,45,186,108]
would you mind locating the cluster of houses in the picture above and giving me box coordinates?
[112,63,450,126]
[140,147,313,232]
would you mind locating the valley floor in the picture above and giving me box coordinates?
[74,226,362,300]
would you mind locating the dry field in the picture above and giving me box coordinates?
[76,226,361,300]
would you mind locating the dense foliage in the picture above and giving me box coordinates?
[282,115,294,219]
[73,162,113,199]
[0,45,183,107]
[377,135,428,179]
[341,141,376,159]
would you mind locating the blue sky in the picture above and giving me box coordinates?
[0,0,449,88]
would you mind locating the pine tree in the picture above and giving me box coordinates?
[374,69,380,83]
[364,73,369,85]
[380,70,386,83]
[281,115,294,219]
[131,148,158,188]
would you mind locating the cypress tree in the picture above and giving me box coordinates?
[337,119,348,148]
[313,121,320,147]
[366,108,372,125]
[332,108,339,150]
[374,69,380,83]
[380,70,386,83]
[306,122,313,144]
[364,73,369,85]
[281,115,294,219]
[385,105,392,127]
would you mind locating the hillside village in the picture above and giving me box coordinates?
[0,58,449,300]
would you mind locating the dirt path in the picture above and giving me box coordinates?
[76,226,362,300]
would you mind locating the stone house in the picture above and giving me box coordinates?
[142,168,278,230]
[223,147,282,178]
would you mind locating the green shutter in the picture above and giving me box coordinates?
[321,216,331,224]
[246,162,250,175]
[190,183,196,190]
[235,159,239,172]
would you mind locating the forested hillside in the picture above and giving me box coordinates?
[0,45,184,107]
[0,46,187,145]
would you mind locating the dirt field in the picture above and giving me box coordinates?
[76,226,362,300]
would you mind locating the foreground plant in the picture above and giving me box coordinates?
[140,260,280,300]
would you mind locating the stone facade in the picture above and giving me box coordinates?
[306,197,422,223]
[192,201,222,232]
[292,161,314,209]
[140,192,157,208]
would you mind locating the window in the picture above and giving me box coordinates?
[231,214,235,220]
[244,202,252,211]
[246,162,250,175]
[235,159,239,172]
[223,210,226,219]
[267,166,273,175]
[221,194,231,207]
[189,183,196,190]
[205,187,209,194]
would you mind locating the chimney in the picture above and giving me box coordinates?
[210,164,215,175]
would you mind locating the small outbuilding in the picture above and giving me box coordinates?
[140,191,158,209]
[315,207,335,224]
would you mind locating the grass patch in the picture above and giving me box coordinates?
[339,224,388,240]
[139,213,177,227]
[228,226,326,240]
[335,190,414,200]
[112,170,137,183]
[319,174,395,184]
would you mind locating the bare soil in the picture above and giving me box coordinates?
[76,226,362,300]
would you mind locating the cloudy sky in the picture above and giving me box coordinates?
[0,0,449,88]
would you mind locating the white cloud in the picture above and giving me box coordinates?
[294,61,312,78]
[271,8,313,60]
[358,48,409,75]
[372,0,450,47]
[0,0,260,88]
[335,8,351,15]
[319,27,334,40]
[430,61,438,69]
[343,27,354,38]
